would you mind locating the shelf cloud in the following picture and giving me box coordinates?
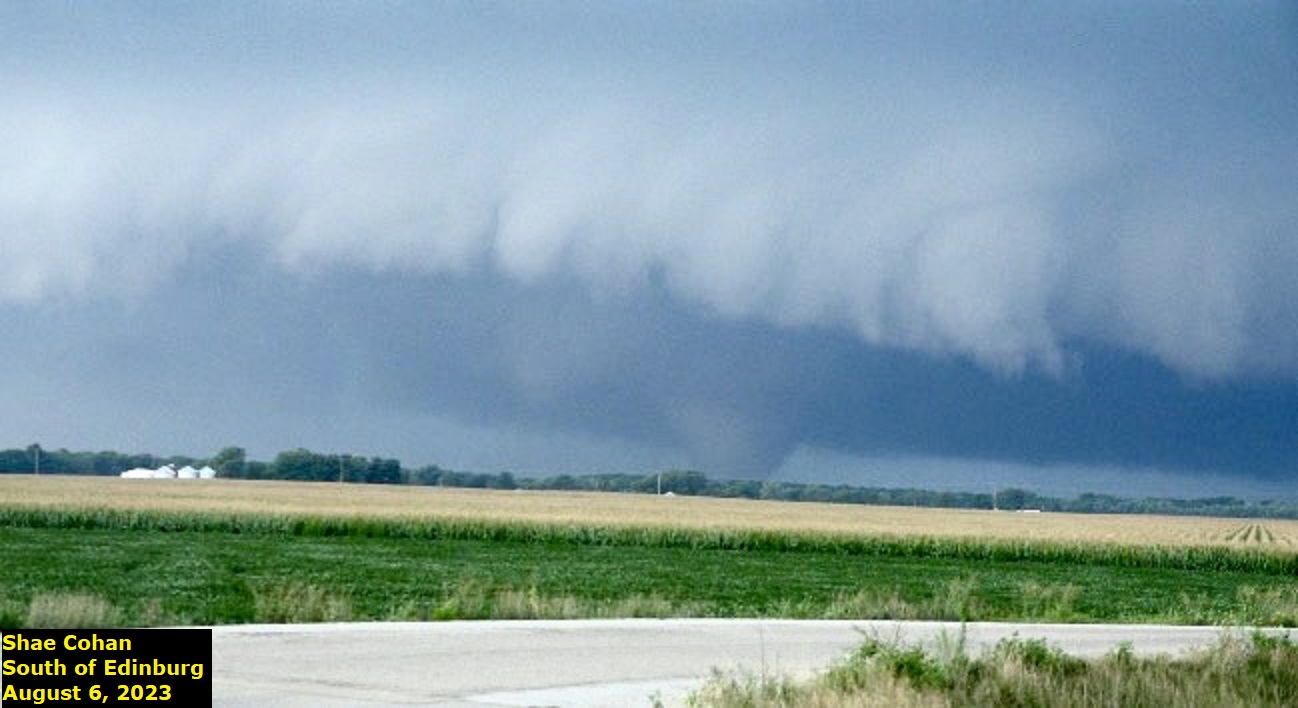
[3,4,1296,489]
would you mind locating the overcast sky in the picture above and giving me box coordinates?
[3,3,1297,498]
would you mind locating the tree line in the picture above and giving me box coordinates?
[0,445,401,485]
[3,444,1296,519]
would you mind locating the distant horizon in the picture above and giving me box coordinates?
[5,441,1294,504]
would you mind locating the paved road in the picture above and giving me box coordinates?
[212,619,1285,707]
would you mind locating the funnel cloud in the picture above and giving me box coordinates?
[2,4,1296,495]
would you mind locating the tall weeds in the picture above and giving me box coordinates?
[252,583,352,623]
[24,592,121,628]
[691,632,1298,707]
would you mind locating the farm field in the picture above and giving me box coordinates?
[1,476,1296,629]
[4,476,1298,549]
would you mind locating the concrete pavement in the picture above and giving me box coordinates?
[211,619,1286,707]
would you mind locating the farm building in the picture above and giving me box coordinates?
[120,464,218,479]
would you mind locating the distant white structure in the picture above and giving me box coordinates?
[120,464,217,480]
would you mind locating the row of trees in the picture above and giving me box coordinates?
[202,447,402,485]
[403,467,1298,518]
[0,445,197,476]
[3,444,1296,519]
[0,446,399,486]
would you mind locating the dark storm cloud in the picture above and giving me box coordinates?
[4,255,1292,480]
[2,4,1296,487]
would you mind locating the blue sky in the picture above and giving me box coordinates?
[2,3,1296,497]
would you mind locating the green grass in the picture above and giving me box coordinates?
[1,518,1295,628]
[690,632,1298,707]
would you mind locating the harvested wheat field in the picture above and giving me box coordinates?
[3,475,1295,551]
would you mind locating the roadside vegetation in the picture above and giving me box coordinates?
[688,631,1298,707]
